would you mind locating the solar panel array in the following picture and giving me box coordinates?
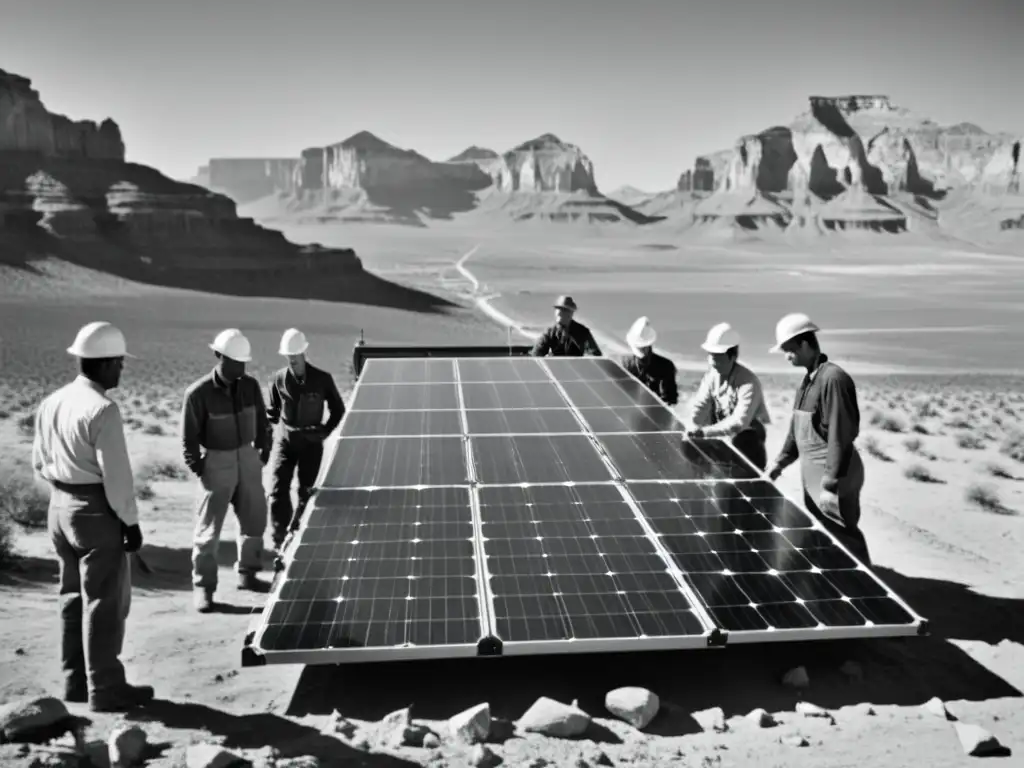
[244,355,926,665]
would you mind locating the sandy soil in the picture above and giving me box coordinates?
[1,230,1022,767]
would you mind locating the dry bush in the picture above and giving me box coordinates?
[956,433,986,450]
[984,462,1015,480]
[0,464,49,529]
[0,409,10,420]
[869,410,905,434]
[16,413,34,437]
[904,463,943,483]
[903,437,923,453]
[862,436,893,463]
[0,514,16,570]
[912,399,941,420]
[136,458,189,483]
[946,416,972,430]
[1001,429,1024,464]
[142,423,165,436]
[911,423,931,435]
[965,482,1013,515]
[136,481,155,501]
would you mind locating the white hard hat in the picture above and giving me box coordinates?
[700,322,741,354]
[771,312,820,352]
[279,328,309,356]
[625,316,657,354]
[67,321,135,359]
[209,328,252,362]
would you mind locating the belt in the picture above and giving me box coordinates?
[50,480,104,494]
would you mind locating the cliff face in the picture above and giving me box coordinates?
[685,95,1021,205]
[0,67,369,297]
[0,69,124,160]
[204,158,299,203]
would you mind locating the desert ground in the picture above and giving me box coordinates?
[2,223,1023,768]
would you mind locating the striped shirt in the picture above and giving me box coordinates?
[32,375,139,526]
[688,361,772,438]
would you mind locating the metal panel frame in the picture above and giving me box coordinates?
[241,345,928,667]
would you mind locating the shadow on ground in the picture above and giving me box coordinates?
[124,701,418,766]
[285,568,1023,737]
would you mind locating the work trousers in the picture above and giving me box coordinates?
[192,446,267,591]
[267,429,324,547]
[731,423,768,472]
[47,483,131,698]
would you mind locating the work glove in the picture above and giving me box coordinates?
[683,428,705,440]
[818,488,841,519]
[122,523,143,553]
[766,464,783,481]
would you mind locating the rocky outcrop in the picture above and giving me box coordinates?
[489,134,598,194]
[0,69,124,160]
[203,158,299,203]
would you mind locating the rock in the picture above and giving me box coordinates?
[374,707,432,748]
[0,697,88,745]
[204,158,300,204]
[0,743,82,768]
[922,697,953,720]
[604,687,660,730]
[850,703,876,717]
[517,697,591,738]
[0,69,125,159]
[954,722,1007,757]
[795,702,831,720]
[839,660,864,681]
[448,703,491,744]
[422,733,441,749]
[185,743,252,768]
[526,760,551,768]
[691,707,728,733]
[781,666,810,689]
[107,725,148,767]
[470,743,501,768]
[745,708,777,728]
[324,710,357,739]
[276,759,319,768]
[780,734,809,748]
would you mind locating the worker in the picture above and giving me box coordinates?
[31,322,154,712]
[530,295,602,357]
[765,313,872,565]
[266,328,345,550]
[619,316,678,405]
[685,322,772,470]
[181,328,272,613]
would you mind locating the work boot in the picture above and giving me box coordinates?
[237,572,269,593]
[89,683,154,713]
[193,587,214,613]
[63,680,88,704]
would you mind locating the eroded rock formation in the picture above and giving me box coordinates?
[0,69,124,160]
[205,158,299,203]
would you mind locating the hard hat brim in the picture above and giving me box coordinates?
[701,342,733,354]
[66,346,137,359]
[209,343,252,362]
[279,342,309,356]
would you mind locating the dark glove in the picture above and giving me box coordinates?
[259,449,270,466]
[122,524,143,553]
[191,457,205,478]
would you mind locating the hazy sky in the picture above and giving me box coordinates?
[3,0,1022,192]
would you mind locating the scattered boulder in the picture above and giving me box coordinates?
[795,702,832,721]
[374,706,433,748]
[470,743,501,768]
[422,733,441,749]
[604,687,660,730]
[0,697,89,746]
[0,743,83,768]
[517,697,591,738]
[780,734,810,748]
[850,703,876,717]
[691,707,728,733]
[449,703,491,743]
[107,725,148,767]
[781,666,810,689]
[922,696,954,721]
[954,722,1007,757]
[745,708,777,728]
[323,710,357,739]
[185,743,252,768]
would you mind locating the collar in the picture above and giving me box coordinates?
[211,368,234,390]
[807,353,829,382]
[74,374,106,394]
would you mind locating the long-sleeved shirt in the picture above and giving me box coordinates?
[688,361,771,439]
[180,368,271,475]
[620,352,679,406]
[266,363,345,435]
[530,320,602,357]
[774,353,860,493]
[32,375,140,526]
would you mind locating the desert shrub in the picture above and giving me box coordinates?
[911,423,931,435]
[142,423,165,436]
[0,468,50,528]
[0,409,10,420]
[136,458,189,482]
[912,400,940,420]
[862,436,893,462]
[0,515,16,570]
[984,462,1014,480]
[903,437,923,454]
[135,482,155,502]
[903,463,942,483]
[869,410,905,434]
[1001,429,1024,464]
[16,414,34,436]
[956,433,986,450]
[965,482,1011,514]
[946,416,972,430]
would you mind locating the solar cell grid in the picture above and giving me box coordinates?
[478,484,708,644]
[258,487,483,653]
[246,354,926,666]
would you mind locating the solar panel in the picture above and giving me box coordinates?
[243,353,927,667]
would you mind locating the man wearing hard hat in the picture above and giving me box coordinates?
[685,323,771,470]
[766,313,872,564]
[266,328,346,550]
[620,317,678,405]
[32,322,154,712]
[530,295,603,357]
[180,329,273,613]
